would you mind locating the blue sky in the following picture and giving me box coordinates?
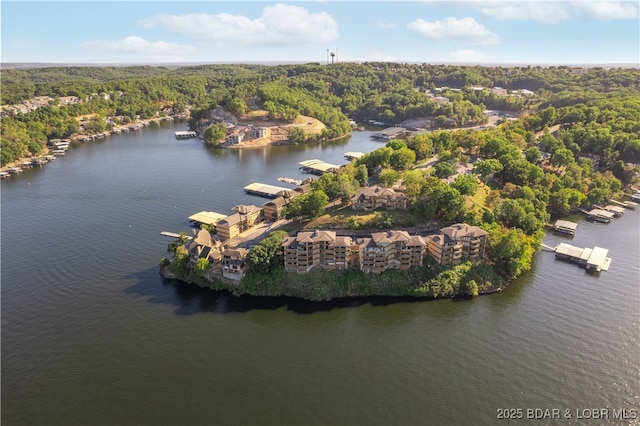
[2,1,639,65]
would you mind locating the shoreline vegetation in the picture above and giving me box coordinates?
[2,63,639,301]
[159,258,508,302]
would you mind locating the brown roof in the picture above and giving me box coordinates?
[371,230,410,244]
[234,204,261,215]
[440,223,488,240]
[219,213,241,226]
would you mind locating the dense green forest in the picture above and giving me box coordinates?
[3,63,639,166]
[5,62,637,296]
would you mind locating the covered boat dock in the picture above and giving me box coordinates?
[188,211,227,227]
[344,152,365,161]
[585,209,615,223]
[554,243,611,272]
[298,159,342,175]
[175,131,197,139]
[244,183,294,198]
[553,219,578,236]
[371,127,406,140]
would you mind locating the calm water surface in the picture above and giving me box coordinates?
[2,124,639,425]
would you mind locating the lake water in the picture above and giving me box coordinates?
[2,123,638,425]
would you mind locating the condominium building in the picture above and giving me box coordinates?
[351,185,410,211]
[216,205,262,240]
[427,223,488,265]
[282,229,428,274]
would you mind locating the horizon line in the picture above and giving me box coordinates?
[2,60,639,70]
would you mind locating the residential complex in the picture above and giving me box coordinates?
[281,223,487,274]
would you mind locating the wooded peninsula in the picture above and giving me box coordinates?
[2,63,639,300]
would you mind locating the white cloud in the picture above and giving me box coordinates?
[376,19,397,30]
[469,1,637,23]
[471,1,571,23]
[82,36,195,61]
[138,4,339,47]
[407,17,500,45]
[448,49,489,62]
[570,1,639,20]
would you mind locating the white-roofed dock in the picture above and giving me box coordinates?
[553,220,578,236]
[175,131,197,139]
[244,183,294,198]
[188,211,227,227]
[554,242,612,273]
[298,159,342,175]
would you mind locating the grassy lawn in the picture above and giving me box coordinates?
[465,180,490,210]
[305,205,418,229]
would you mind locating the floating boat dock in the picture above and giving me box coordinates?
[175,131,197,140]
[583,208,615,223]
[609,199,638,210]
[344,151,365,161]
[371,127,406,140]
[553,219,578,236]
[554,243,612,272]
[600,204,625,217]
[299,159,342,175]
[244,182,294,198]
[188,211,227,227]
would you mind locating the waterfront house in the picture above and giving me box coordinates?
[222,247,249,280]
[249,127,269,139]
[186,229,224,267]
[226,132,244,145]
[351,185,409,211]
